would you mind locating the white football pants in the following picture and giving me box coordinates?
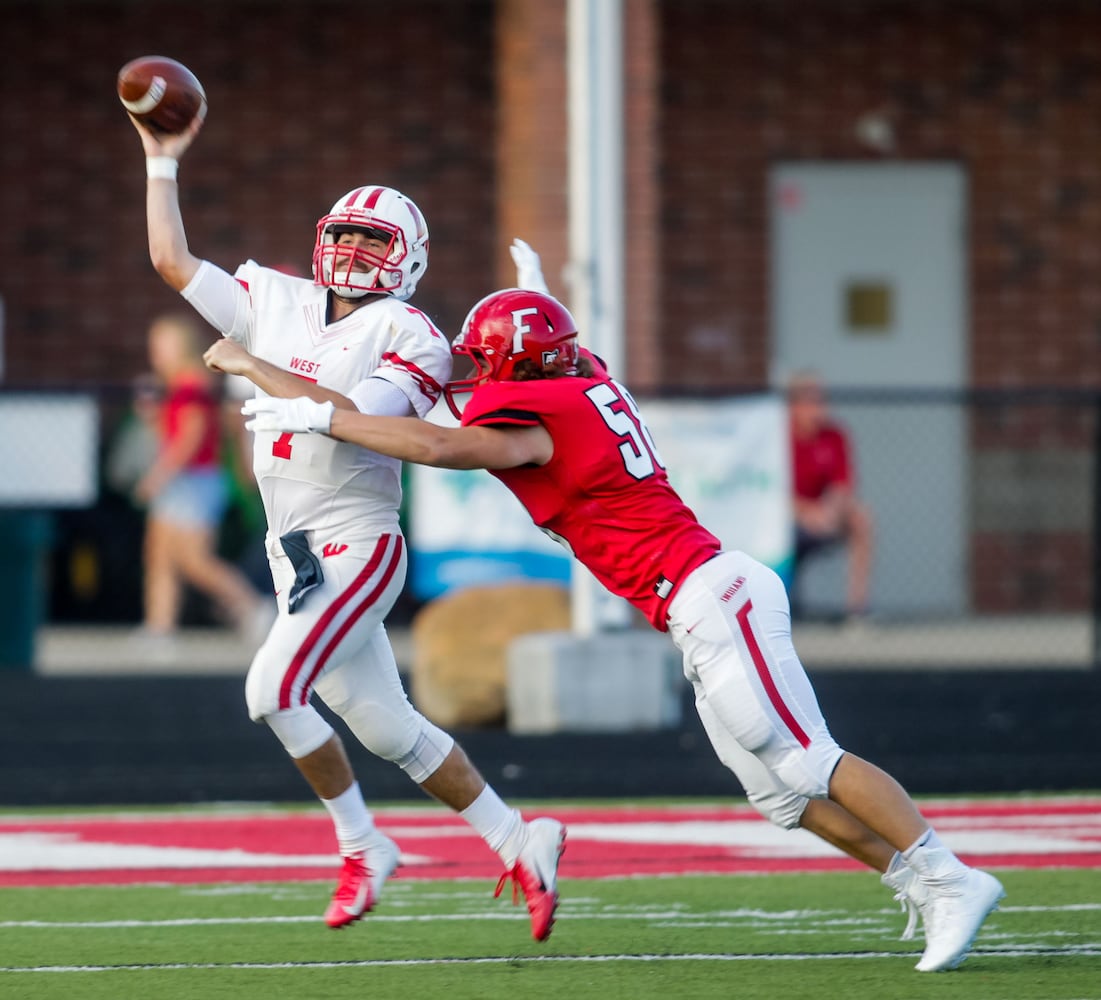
[246,532,445,771]
[667,550,844,828]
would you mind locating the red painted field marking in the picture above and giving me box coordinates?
[0,798,1098,887]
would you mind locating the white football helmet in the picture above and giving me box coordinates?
[312,186,429,301]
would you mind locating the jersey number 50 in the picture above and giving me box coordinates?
[584,380,665,480]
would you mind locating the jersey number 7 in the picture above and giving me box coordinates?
[273,432,294,459]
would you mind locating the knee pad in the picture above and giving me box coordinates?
[263,704,335,760]
[697,707,811,830]
[335,694,454,782]
[390,719,455,784]
[336,695,421,761]
[745,785,809,830]
[245,650,284,723]
[772,739,845,800]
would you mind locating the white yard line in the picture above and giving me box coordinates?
[3,947,1100,975]
[1,901,1097,930]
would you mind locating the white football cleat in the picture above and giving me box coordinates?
[907,849,1004,972]
[881,862,930,941]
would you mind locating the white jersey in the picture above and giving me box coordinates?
[186,260,452,543]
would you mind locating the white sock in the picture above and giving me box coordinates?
[460,785,524,865]
[321,781,375,857]
[902,827,970,879]
[902,827,945,861]
[885,850,906,876]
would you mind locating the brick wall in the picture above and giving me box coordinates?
[9,1,1096,393]
[658,0,1101,390]
[658,0,1101,612]
[495,0,569,291]
[623,0,662,388]
[5,0,1098,616]
[0,0,496,384]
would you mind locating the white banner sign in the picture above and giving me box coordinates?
[409,394,793,600]
[0,394,99,507]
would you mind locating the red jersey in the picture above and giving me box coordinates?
[162,373,221,470]
[460,360,721,630]
[791,424,852,501]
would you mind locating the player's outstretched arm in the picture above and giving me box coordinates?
[510,238,550,294]
[242,397,553,471]
[205,341,359,410]
[129,113,205,291]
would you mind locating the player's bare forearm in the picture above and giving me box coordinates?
[205,341,356,410]
[328,409,549,470]
[146,182,201,290]
[136,115,205,291]
[251,362,357,410]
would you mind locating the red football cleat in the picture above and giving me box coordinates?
[494,818,567,942]
[324,833,400,929]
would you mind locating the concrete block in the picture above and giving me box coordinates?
[506,630,684,733]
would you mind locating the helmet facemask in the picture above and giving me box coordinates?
[312,187,429,301]
[316,223,406,299]
[444,344,500,419]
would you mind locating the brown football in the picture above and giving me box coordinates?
[117,56,206,136]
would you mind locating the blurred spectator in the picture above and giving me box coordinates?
[219,371,272,595]
[215,261,305,598]
[787,371,874,621]
[104,373,161,498]
[133,313,272,643]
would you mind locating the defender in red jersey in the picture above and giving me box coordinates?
[460,354,720,629]
[245,281,1004,973]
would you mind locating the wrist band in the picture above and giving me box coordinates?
[146,156,179,181]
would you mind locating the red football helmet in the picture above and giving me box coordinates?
[445,288,580,417]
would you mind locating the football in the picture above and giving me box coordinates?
[117,56,206,136]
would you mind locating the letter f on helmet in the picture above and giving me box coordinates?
[444,289,580,418]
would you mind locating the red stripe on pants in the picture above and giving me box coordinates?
[277,535,397,710]
[735,600,811,749]
[297,537,404,701]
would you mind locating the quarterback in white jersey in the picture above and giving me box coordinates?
[128,113,565,941]
[189,257,447,542]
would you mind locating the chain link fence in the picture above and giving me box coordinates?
[4,385,1099,673]
[790,387,1098,669]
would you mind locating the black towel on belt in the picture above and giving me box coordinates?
[279,530,323,614]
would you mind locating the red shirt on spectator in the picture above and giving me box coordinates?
[162,373,221,470]
[791,423,853,501]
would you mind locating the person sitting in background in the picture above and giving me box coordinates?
[787,371,874,622]
[133,312,272,644]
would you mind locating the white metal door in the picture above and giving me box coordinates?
[770,163,968,617]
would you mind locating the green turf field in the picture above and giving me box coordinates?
[2,867,1099,1000]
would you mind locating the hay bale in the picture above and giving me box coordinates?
[410,582,570,727]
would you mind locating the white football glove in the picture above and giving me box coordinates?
[510,238,550,294]
[241,396,335,434]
